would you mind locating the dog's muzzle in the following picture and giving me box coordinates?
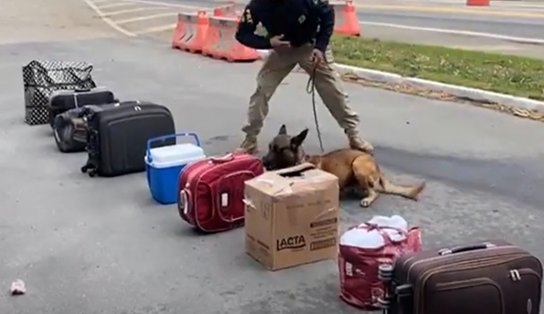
[261,153,274,170]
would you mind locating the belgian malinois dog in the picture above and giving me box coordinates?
[262,124,426,207]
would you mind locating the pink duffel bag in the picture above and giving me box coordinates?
[338,215,422,310]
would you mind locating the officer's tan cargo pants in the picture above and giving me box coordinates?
[241,44,360,137]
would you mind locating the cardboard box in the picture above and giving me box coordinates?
[244,163,340,271]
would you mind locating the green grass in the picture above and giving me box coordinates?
[331,36,544,101]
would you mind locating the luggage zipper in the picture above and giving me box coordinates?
[509,268,543,285]
[215,170,256,224]
[434,277,506,314]
[401,246,504,282]
[515,268,542,282]
[434,277,502,292]
[514,268,543,314]
[415,254,532,313]
[515,268,542,314]
[406,246,519,283]
[192,155,258,232]
[415,255,519,288]
[416,255,533,289]
[510,269,522,282]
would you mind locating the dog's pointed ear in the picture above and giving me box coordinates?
[291,128,309,147]
[278,124,287,135]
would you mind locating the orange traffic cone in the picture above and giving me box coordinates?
[223,17,259,62]
[201,17,223,59]
[213,1,238,17]
[184,10,209,53]
[171,14,185,49]
[172,11,209,53]
[467,0,489,6]
[203,16,259,62]
[333,0,361,37]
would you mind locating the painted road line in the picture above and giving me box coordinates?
[359,21,544,45]
[115,12,178,24]
[83,0,137,36]
[133,24,176,34]
[126,0,208,10]
[97,2,137,9]
[101,7,170,17]
[355,4,544,19]
[473,1,544,9]
[374,0,544,8]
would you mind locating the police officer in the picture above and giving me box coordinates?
[234,0,374,155]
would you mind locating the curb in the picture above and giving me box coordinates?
[335,64,544,113]
[256,50,544,115]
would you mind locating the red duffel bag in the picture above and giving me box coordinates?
[177,152,264,233]
[338,215,422,311]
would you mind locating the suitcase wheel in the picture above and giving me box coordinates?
[394,284,413,297]
[81,165,88,173]
[88,169,97,177]
[376,297,391,309]
[378,263,394,282]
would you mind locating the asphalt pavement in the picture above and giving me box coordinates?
[1,0,544,313]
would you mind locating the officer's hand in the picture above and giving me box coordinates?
[269,34,291,48]
[311,49,325,65]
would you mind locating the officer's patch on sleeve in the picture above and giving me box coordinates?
[253,22,268,37]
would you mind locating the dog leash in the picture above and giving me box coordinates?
[305,64,325,153]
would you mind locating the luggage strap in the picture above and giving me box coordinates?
[360,222,409,245]
[73,94,79,108]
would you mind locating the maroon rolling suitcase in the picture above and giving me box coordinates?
[177,152,264,233]
[381,240,542,314]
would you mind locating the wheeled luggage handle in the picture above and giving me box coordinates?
[438,242,496,256]
[146,132,202,163]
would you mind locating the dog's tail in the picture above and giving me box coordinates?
[375,175,425,200]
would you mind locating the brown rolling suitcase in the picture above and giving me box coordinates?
[380,240,543,314]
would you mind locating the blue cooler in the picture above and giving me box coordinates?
[145,132,205,205]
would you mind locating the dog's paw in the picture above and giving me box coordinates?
[411,182,426,201]
[360,199,370,208]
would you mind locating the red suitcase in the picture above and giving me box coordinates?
[177,152,264,233]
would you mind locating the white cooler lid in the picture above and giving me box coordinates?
[147,143,205,169]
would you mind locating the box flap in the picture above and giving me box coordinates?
[245,163,338,197]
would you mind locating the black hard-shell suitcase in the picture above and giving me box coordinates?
[80,101,176,177]
[380,240,543,314]
[48,87,116,127]
[53,107,88,153]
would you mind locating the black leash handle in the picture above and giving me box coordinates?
[306,65,325,153]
